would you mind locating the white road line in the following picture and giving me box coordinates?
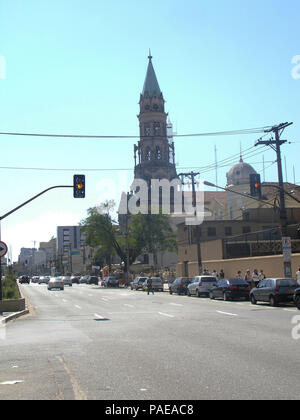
[158,312,174,318]
[216,311,238,317]
[75,305,82,310]
[124,304,134,308]
[169,303,183,307]
[62,299,68,303]
[94,313,105,319]
[102,298,109,302]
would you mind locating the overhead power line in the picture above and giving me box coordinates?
[0,126,272,140]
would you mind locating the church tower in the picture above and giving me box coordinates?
[134,53,177,183]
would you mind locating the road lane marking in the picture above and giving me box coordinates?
[216,311,238,317]
[169,303,183,307]
[158,312,174,318]
[124,304,134,308]
[75,305,82,310]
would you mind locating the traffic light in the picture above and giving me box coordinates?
[73,174,85,198]
[250,173,261,198]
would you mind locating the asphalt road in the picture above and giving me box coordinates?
[1,283,300,400]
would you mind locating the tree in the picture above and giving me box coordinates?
[80,201,177,272]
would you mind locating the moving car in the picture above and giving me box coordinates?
[130,277,148,290]
[47,277,64,291]
[142,277,164,292]
[31,276,40,283]
[86,275,99,285]
[70,275,80,284]
[39,276,50,285]
[210,278,250,301]
[61,276,72,287]
[250,278,298,307]
[19,275,30,284]
[79,275,89,284]
[169,277,193,295]
[187,276,218,297]
[103,276,119,288]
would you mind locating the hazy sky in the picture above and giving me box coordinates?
[0,0,299,261]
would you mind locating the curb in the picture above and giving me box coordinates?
[0,309,30,324]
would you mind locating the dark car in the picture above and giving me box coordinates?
[19,275,30,284]
[86,275,99,285]
[250,278,298,307]
[70,275,80,284]
[169,277,193,295]
[210,278,250,301]
[130,277,148,290]
[294,288,300,310]
[103,276,119,288]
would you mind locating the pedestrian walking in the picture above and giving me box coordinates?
[244,269,251,286]
[236,270,243,280]
[212,269,218,279]
[219,269,225,279]
[147,276,154,295]
[296,268,300,286]
[251,269,259,288]
[259,270,266,282]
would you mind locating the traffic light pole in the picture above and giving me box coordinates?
[255,122,293,277]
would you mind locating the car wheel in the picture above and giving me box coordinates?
[250,294,257,305]
[169,290,173,295]
[295,296,300,310]
[269,295,277,307]
[223,292,229,301]
[187,289,191,296]
[197,291,201,298]
[209,291,215,300]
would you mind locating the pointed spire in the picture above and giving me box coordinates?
[142,52,162,98]
[239,142,243,162]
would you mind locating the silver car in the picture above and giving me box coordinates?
[187,276,218,297]
[47,277,64,291]
[61,276,72,287]
[39,276,50,285]
[142,277,164,292]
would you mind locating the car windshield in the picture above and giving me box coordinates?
[151,278,162,283]
[276,279,297,287]
[201,277,216,282]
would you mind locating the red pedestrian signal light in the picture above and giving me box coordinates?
[73,175,85,198]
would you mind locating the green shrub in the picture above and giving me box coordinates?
[2,271,21,300]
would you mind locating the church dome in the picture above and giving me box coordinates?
[226,158,257,186]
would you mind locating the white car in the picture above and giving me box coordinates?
[47,277,64,291]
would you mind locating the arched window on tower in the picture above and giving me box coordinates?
[145,147,151,161]
[155,146,162,160]
[154,122,161,136]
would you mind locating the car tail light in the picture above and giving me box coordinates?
[198,282,202,286]
[276,284,280,292]
[62,281,64,285]
[248,285,252,290]
[229,285,238,291]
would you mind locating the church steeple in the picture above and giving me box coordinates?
[134,53,177,183]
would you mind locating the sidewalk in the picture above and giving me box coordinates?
[0,309,29,325]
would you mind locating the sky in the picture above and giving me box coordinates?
[0,0,299,261]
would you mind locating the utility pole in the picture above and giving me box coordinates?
[178,171,202,275]
[255,122,293,277]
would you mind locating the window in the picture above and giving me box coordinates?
[145,147,151,161]
[155,146,162,160]
[144,124,151,136]
[154,122,160,136]
[208,227,216,237]
[243,226,251,234]
[225,227,232,236]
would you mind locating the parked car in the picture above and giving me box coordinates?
[210,278,250,301]
[61,276,72,287]
[142,277,164,292]
[293,288,300,310]
[187,276,218,297]
[39,276,50,285]
[130,277,148,290]
[250,278,298,307]
[70,275,80,284]
[79,275,89,284]
[103,276,119,288]
[169,277,193,295]
[19,275,30,284]
[47,277,64,291]
[31,276,40,284]
[86,275,99,285]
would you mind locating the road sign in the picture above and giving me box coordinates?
[0,241,8,258]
